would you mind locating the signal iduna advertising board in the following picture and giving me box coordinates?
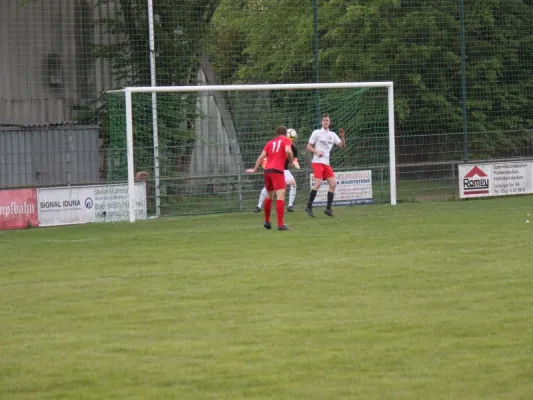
[37,183,147,227]
[458,162,533,198]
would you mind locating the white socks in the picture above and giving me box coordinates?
[257,187,268,208]
[257,185,297,208]
[289,185,296,207]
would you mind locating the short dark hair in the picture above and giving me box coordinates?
[322,113,330,119]
[276,125,288,136]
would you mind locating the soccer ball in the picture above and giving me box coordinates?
[287,128,298,141]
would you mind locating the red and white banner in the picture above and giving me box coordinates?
[458,162,533,198]
[0,188,39,230]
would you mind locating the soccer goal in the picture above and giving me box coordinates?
[105,82,396,222]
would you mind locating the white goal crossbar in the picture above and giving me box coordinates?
[118,82,396,222]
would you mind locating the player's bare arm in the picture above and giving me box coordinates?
[245,151,267,173]
[307,142,323,158]
[338,128,346,149]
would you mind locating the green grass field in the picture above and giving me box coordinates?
[1,197,533,399]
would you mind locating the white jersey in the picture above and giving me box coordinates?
[308,128,342,165]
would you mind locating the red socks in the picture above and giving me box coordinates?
[264,199,285,227]
[276,200,285,227]
[264,198,272,222]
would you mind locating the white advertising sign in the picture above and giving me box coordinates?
[37,183,147,227]
[458,162,533,198]
[310,170,373,206]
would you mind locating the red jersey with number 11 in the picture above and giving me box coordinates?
[263,136,292,172]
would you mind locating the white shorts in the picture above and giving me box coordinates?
[284,170,295,185]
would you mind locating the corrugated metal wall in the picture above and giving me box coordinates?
[0,125,100,188]
[0,0,118,126]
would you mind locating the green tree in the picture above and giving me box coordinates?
[211,0,533,161]
[93,0,219,180]
[95,0,218,86]
[209,0,315,84]
[464,0,533,157]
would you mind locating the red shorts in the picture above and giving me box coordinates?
[264,171,286,191]
[312,163,335,180]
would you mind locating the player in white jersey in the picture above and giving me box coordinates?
[305,114,345,217]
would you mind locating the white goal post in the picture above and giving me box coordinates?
[117,82,397,222]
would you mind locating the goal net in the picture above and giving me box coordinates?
[105,82,396,222]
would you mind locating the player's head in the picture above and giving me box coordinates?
[276,125,288,137]
[321,114,331,130]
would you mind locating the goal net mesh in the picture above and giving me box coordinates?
[105,87,390,216]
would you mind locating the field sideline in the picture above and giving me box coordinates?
[1,197,533,399]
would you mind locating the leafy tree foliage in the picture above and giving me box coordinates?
[93,0,219,179]
[210,0,533,160]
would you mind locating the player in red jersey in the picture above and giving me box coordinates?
[246,126,294,231]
